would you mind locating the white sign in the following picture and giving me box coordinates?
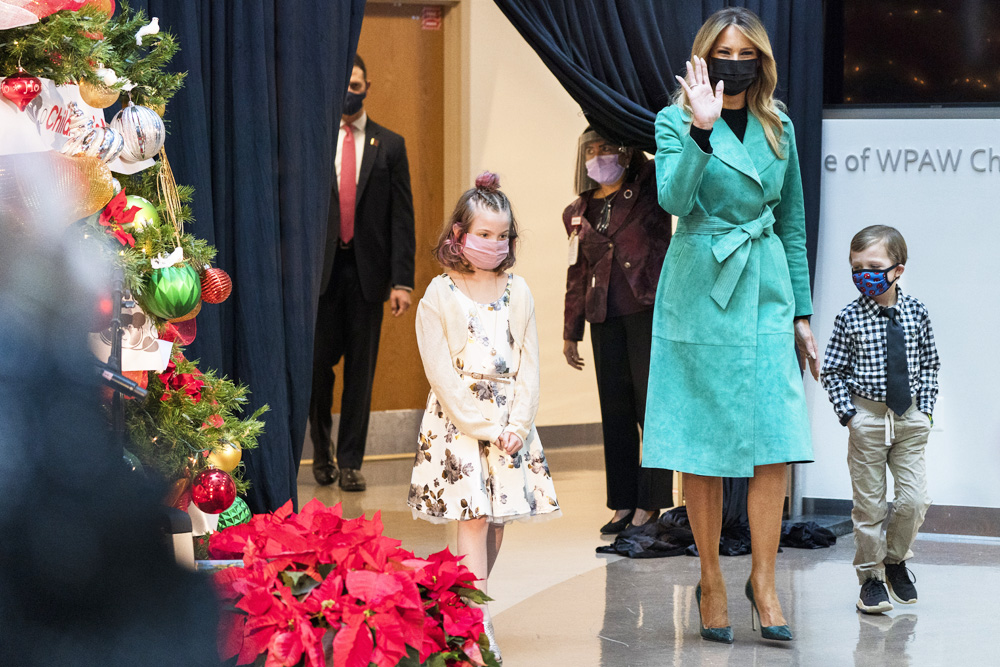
[0,79,106,155]
[0,78,154,172]
[803,117,1000,509]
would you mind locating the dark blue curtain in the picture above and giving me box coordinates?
[493,0,823,288]
[130,1,367,512]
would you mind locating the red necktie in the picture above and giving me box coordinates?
[339,124,356,243]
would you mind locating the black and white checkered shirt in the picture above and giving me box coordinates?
[821,288,940,422]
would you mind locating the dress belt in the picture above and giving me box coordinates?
[675,207,776,310]
[455,366,517,384]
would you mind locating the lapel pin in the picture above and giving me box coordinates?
[370,137,379,147]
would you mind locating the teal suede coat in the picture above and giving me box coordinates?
[642,104,814,477]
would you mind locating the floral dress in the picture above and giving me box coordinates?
[409,274,560,524]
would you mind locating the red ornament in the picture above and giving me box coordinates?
[2,73,42,112]
[200,267,233,304]
[191,468,237,514]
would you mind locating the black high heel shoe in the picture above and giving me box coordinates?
[695,583,734,644]
[745,580,793,641]
[600,510,635,534]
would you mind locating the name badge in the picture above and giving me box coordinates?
[567,230,580,266]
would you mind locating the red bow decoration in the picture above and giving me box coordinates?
[99,190,141,247]
[159,359,205,403]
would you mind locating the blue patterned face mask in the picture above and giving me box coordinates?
[852,264,900,297]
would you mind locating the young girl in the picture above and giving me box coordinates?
[409,172,560,663]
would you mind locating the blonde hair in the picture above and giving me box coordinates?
[671,7,787,157]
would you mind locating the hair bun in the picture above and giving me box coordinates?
[475,171,501,192]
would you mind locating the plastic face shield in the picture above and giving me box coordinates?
[575,131,628,195]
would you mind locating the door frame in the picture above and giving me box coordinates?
[367,0,467,209]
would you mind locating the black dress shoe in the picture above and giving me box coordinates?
[600,510,635,534]
[313,466,338,486]
[339,468,367,492]
[619,510,662,538]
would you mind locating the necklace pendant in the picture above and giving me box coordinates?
[490,348,497,356]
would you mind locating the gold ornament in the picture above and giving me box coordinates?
[207,441,242,473]
[72,156,116,217]
[168,299,202,323]
[151,103,166,117]
[0,152,114,232]
[78,80,120,109]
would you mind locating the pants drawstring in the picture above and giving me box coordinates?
[884,410,896,444]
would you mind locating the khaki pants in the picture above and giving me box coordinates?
[847,395,932,584]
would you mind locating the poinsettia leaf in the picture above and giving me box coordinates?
[453,586,491,605]
[279,570,322,596]
[118,204,141,225]
[390,645,422,667]
[480,645,502,667]
[217,611,245,660]
[424,653,451,667]
[266,631,303,666]
[331,620,374,667]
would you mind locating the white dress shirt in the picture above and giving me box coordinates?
[335,111,367,189]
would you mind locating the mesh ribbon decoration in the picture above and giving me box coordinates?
[0,151,114,233]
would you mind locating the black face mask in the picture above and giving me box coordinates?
[343,89,366,116]
[708,57,758,95]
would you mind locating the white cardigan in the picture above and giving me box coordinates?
[415,274,540,445]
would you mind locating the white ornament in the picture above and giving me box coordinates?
[151,247,185,270]
[110,102,165,161]
[95,66,118,86]
[135,17,160,46]
[59,101,125,164]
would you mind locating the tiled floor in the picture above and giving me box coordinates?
[298,445,1000,667]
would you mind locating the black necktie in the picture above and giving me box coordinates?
[881,307,911,416]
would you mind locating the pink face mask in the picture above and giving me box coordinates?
[462,233,509,270]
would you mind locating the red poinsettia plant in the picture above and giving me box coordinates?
[209,499,499,667]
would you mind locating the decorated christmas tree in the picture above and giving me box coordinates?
[0,1,264,526]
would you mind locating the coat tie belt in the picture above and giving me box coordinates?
[675,208,776,310]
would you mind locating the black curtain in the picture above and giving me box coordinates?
[493,0,822,288]
[130,1,366,512]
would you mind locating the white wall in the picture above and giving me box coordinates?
[804,117,1000,508]
[465,1,602,426]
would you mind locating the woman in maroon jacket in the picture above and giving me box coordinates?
[563,128,674,534]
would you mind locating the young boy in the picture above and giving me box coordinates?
[821,225,940,615]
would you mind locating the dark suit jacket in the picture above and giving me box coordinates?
[562,159,672,341]
[321,117,415,303]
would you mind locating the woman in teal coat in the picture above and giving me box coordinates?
[643,8,821,643]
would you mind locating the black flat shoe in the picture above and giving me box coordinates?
[339,468,367,492]
[600,510,635,534]
[617,510,662,538]
[629,509,661,528]
[312,466,338,486]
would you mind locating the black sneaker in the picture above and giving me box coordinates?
[857,578,894,614]
[885,562,918,604]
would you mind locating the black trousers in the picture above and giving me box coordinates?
[590,308,673,510]
[308,247,384,471]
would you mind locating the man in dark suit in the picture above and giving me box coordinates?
[309,54,415,492]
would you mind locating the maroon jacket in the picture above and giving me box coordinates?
[563,159,672,341]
